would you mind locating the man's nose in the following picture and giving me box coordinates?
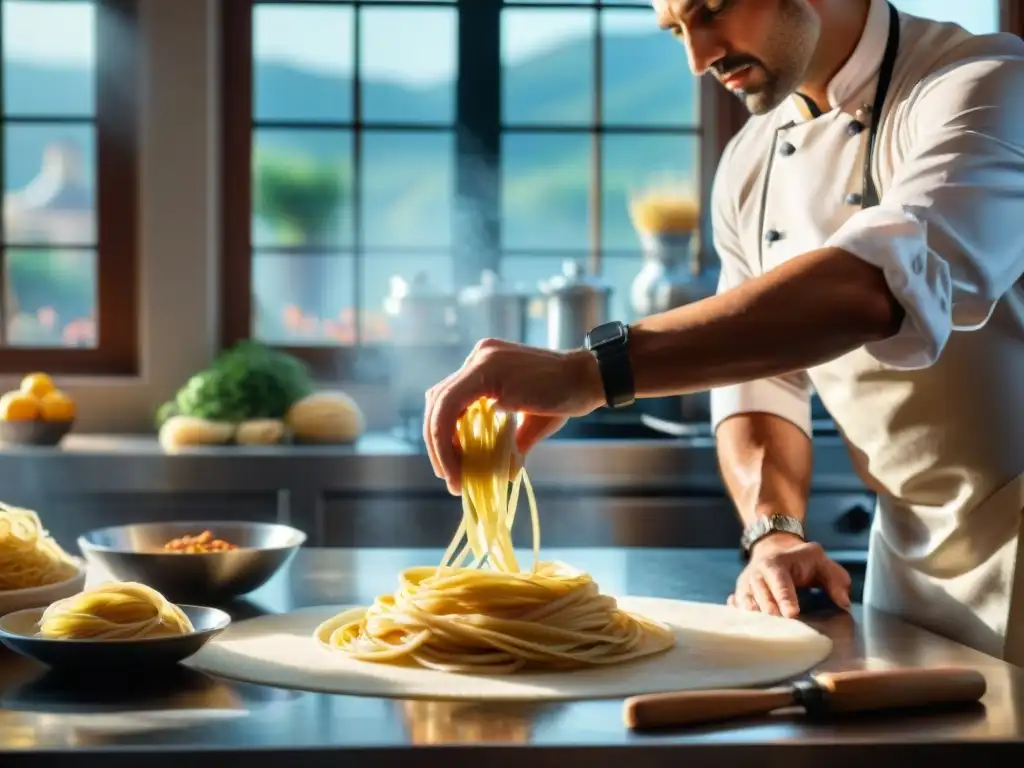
[683,27,724,76]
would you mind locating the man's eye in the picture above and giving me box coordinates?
[704,0,730,15]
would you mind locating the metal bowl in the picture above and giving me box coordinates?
[0,419,73,447]
[77,521,306,603]
[0,604,230,674]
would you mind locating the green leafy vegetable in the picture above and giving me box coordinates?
[172,341,313,423]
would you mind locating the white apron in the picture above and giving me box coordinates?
[746,12,1024,661]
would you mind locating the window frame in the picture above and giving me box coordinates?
[220,0,1013,382]
[1005,0,1024,37]
[221,0,736,380]
[0,0,139,376]
[222,0,470,382]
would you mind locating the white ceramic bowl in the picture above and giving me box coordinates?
[0,560,87,617]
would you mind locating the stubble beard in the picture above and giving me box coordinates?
[732,73,783,116]
[732,64,802,116]
[735,0,818,116]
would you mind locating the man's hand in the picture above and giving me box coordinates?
[423,338,606,495]
[727,533,851,618]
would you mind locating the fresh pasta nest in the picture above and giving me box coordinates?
[315,398,676,673]
[37,581,195,641]
[0,502,80,591]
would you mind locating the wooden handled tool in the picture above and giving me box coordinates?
[623,666,987,731]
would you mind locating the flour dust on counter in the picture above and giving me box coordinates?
[188,399,833,701]
[187,598,833,701]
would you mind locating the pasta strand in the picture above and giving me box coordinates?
[315,398,676,673]
[37,581,195,640]
[0,503,79,591]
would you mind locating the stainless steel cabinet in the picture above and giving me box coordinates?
[320,492,876,550]
[0,435,871,553]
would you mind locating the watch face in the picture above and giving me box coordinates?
[587,321,626,350]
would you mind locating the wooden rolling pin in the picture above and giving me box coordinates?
[624,667,986,730]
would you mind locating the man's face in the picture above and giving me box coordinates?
[653,0,821,115]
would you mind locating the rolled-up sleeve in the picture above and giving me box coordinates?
[826,52,1024,369]
[708,146,812,438]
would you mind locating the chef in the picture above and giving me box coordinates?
[423,0,1024,663]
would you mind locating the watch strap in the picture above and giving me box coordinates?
[595,341,635,409]
[585,321,635,409]
[740,515,805,555]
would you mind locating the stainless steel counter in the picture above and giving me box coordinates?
[0,548,1020,767]
[0,433,875,554]
[0,431,862,493]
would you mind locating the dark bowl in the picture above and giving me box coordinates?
[0,419,73,447]
[77,520,306,603]
[0,604,230,674]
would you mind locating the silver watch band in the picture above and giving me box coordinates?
[741,515,805,553]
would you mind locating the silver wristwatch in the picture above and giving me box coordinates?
[740,515,805,554]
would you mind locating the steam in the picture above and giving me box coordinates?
[453,140,501,296]
[384,144,504,426]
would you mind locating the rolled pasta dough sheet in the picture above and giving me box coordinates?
[187,596,833,701]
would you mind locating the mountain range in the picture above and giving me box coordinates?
[6,29,699,241]
[4,30,706,330]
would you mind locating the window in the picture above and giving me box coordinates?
[498,1,704,330]
[0,0,138,375]
[221,0,1017,382]
[221,0,730,380]
[222,0,460,381]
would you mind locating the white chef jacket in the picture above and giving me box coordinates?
[709,0,1024,660]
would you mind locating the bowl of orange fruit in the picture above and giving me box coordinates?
[0,373,76,447]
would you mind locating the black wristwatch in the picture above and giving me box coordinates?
[584,321,636,409]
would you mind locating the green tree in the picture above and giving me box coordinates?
[253,152,347,329]
[254,152,345,246]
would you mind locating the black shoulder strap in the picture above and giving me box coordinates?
[863,2,902,207]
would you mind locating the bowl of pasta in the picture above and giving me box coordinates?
[0,581,231,673]
[77,521,306,603]
[0,502,88,617]
[0,566,87,618]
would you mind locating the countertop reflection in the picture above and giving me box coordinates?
[0,547,1022,767]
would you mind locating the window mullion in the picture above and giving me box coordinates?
[1004,0,1023,36]
[352,4,364,345]
[590,6,601,277]
[0,1,7,346]
[454,0,501,289]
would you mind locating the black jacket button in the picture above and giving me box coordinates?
[779,142,796,156]
[845,192,863,205]
[764,229,783,244]
[847,120,865,136]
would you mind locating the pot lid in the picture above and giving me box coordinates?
[386,271,454,301]
[540,260,611,296]
[458,269,530,304]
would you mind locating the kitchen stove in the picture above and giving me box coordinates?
[392,402,694,445]
[394,394,839,446]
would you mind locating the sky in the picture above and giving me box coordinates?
[0,0,1004,85]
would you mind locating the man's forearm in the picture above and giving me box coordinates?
[627,247,904,399]
[716,413,812,541]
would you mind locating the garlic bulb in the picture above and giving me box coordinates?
[235,418,286,446]
[286,391,365,444]
[159,415,235,452]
